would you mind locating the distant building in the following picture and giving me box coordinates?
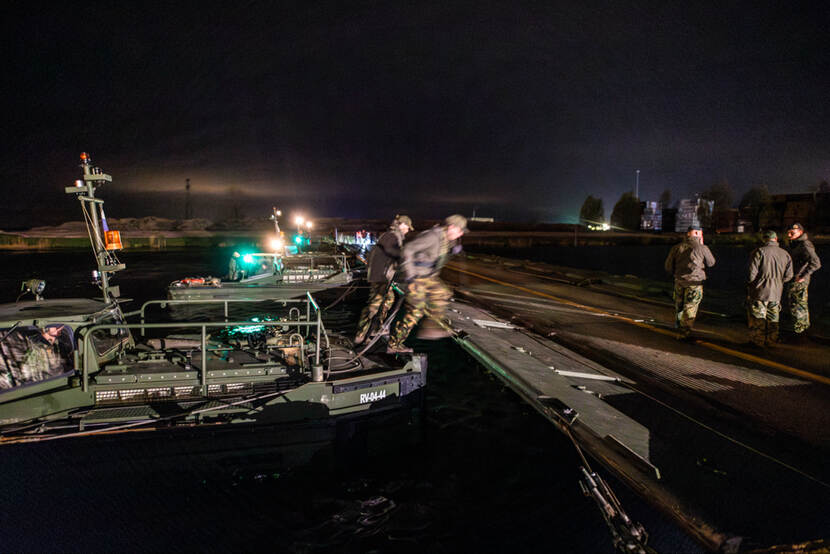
[640,201,662,231]
[759,190,830,232]
[675,197,712,232]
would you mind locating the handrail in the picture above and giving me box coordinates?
[136,297,309,336]
[77,318,325,393]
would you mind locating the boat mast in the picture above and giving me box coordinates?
[65,152,125,302]
[271,206,282,234]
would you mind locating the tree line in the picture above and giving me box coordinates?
[580,180,830,231]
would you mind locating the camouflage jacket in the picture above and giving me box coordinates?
[664,237,716,287]
[400,226,452,281]
[367,227,406,283]
[0,328,68,389]
[789,234,821,283]
[747,241,794,302]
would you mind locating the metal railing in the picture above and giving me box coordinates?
[127,297,313,337]
[80,292,327,392]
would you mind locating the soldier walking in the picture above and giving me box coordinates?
[387,214,467,354]
[664,225,716,340]
[746,230,793,347]
[785,223,822,342]
[354,215,413,344]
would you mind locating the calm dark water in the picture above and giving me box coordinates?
[0,249,699,553]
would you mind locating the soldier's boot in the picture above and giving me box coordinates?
[767,322,780,346]
[748,317,766,347]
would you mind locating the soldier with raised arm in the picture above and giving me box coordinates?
[785,223,822,342]
[664,225,716,340]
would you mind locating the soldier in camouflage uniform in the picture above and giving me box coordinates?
[354,215,413,344]
[664,225,716,339]
[785,223,821,341]
[0,325,70,389]
[387,214,467,354]
[746,230,793,347]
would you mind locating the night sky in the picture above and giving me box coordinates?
[2,1,828,228]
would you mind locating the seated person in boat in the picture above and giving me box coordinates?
[0,325,73,389]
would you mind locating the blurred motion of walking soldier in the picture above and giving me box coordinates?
[785,222,821,342]
[387,214,467,354]
[664,225,716,340]
[354,215,413,344]
[746,230,793,347]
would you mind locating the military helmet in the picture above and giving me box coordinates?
[444,214,468,232]
[394,214,413,230]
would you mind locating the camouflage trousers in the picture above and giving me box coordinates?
[787,281,810,334]
[355,282,396,341]
[673,284,703,336]
[747,300,781,346]
[389,275,452,348]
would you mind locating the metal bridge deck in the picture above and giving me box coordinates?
[439,256,830,552]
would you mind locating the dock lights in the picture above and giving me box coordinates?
[269,237,285,251]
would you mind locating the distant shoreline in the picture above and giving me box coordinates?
[1,227,824,250]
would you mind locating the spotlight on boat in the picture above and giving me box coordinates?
[242,254,255,264]
[270,238,285,251]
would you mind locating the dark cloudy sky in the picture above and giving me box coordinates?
[2,1,828,228]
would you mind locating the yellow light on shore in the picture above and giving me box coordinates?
[294,215,304,226]
[270,237,285,251]
[305,220,313,230]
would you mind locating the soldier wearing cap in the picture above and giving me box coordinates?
[387,214,467,353]
[354,215,413,344]
[746,230,793,347]
[664,224,716,340]
[785,222,822,341]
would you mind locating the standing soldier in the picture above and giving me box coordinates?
[387,214,467,354]
[354,215,413,344]
[664,225,716,340]
[228,251,242,281]
[785,223,822,342]
[747,230,793,347]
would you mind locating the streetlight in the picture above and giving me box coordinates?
[294,215,304,233]
[635,169,640,199]
[305,220,313,230]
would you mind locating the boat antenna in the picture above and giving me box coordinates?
[271,206,282,234]
[65,152,125,302]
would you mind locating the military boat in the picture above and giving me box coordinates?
[0,154,426,444]
[167,208,353,301]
